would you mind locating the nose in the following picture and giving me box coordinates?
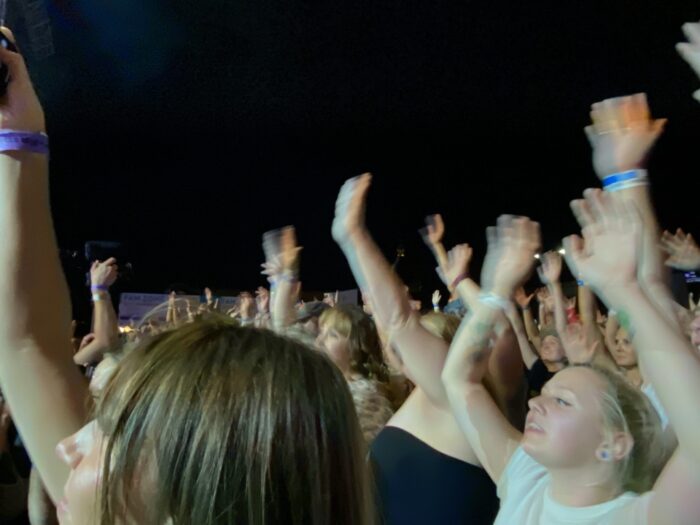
[527,395,546,415]
[56,433,83,470]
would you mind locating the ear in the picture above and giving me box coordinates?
[596,431,634,463]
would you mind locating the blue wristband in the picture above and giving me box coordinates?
[0,131,49,154]
[602,169,648,191]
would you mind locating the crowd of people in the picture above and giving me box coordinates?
[0,19,699,525]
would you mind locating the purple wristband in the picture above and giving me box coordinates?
[450,273,467,290]
[91,285,109,292]
[0,131,49,154]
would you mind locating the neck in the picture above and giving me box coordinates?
[548,466,623,507]
[543,360,566,373]
[623,366,642,387]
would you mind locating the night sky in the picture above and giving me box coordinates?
[14,0,700,311]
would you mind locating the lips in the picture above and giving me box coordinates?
[525,415,545,434]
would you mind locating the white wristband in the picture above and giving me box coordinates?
[478,292,510,311]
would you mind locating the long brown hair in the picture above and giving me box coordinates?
[97,316,375,524]
[319,305,389,383]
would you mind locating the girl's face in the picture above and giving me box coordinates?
[613,327,637,367]
[540,335,565,363]
[316,323,351,374]
[56,421,105,525]
[522,367,608,469]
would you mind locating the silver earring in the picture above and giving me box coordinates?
[600,450,610,461]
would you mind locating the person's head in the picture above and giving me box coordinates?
[317,305,388,382]
[420,312,461,344]
[296,301,330,337]
[539,326,565,364]
[690,313,700,353]
[88,353,123,400]
[57,317,374,525]
[523,364,664,494]
[613,326,637,368]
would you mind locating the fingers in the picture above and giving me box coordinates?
[562,234,585,272]
[0,27,28,87]
[682,21,700,47]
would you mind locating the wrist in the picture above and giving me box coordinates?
[92,291,109,302]
[450,273,468,290]
[601,169,649,192]
[600,282,644,309]
[489,283,514,300]
[338,228,370,249]
[91,284,110,293]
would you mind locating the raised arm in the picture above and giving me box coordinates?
[565,189,700,525]
[262,226,301,331]
[585,94,678,330]
[0,32,87,503]
[73,258,119,366]
[332,174,450,406]
[504,298,539,369]
[442,215,540,482]
[419,214,450,279]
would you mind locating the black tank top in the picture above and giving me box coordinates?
[370,426,499,525]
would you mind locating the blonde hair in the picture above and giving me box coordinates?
[97,316,375,524]
[319,305,389,383]
[572,364,666,493]
[420,312,461,343]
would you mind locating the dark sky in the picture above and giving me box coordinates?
[16,0,700,305]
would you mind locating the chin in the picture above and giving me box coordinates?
[521,439,545,463]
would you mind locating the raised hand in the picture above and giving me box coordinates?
[483,215,541,298]
[90,258,118,289]
[0,28,45,132]
[537,251,563,285]
[564,189,641,300]
[420,214,445,247]
[661,228,700,270]
[255,287,270,313]
[514,287,534,309]
[677,21,700,102]
[432,290,442,306]
[332,173,371,246]
[436,243,473,290]
[585,93,666,179]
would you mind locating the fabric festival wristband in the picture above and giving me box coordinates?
[0,131,49,154]
[602,169,648,192]
[278,272,298,283]
[451,273,467,290]
[478,293,510,311]
[91,285,109,292]
[92,293,104,302]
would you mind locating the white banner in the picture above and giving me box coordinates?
[118,293,240,324]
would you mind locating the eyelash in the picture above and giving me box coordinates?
[556,398,571,407]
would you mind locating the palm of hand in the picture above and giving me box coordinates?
[586,94,665,178]
[332,174,371,244]
[662,230,700,270]
[442,244,471,285]
[576,229,637,291]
